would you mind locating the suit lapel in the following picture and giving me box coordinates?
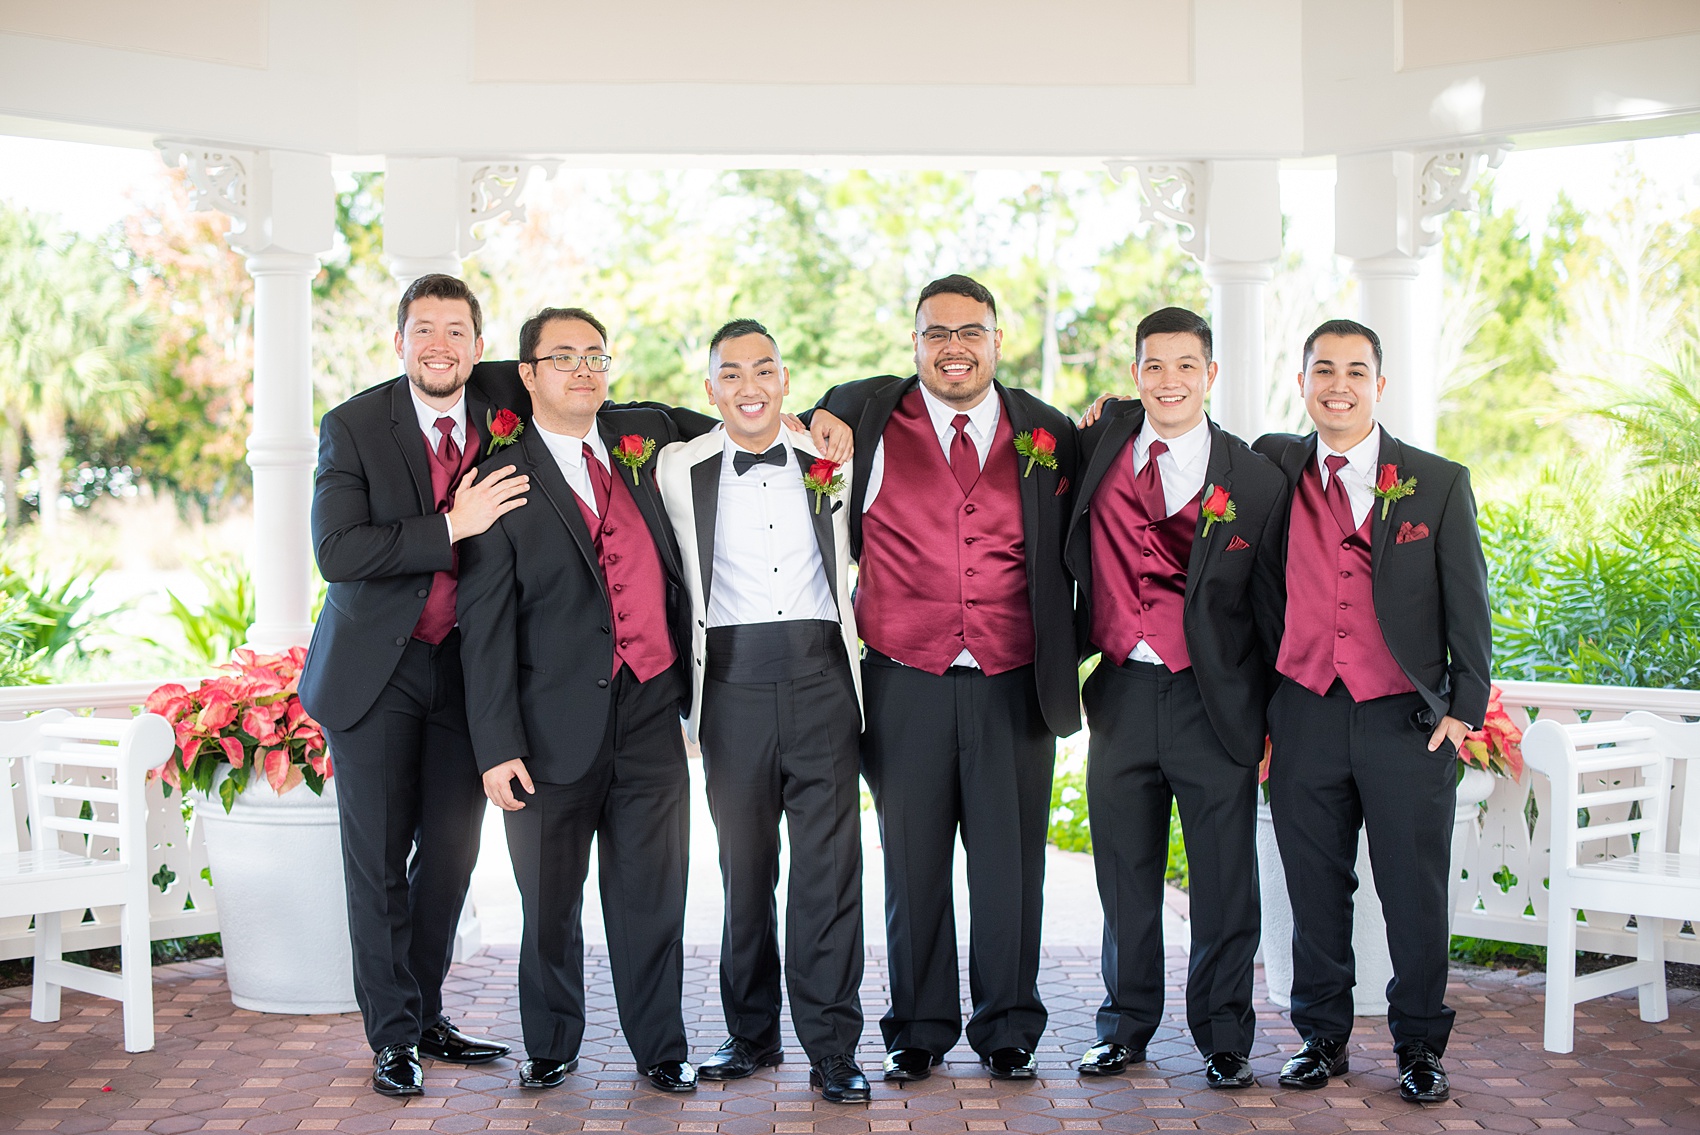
[850,377,915,547]
[791,445,839,607]
[599,415,683,579]
[522,428,605,599]
[388,378,434,513]
[1069,403,1143,545]
[999,384,1043,572]
[1370,427,1403,582]
[1184,421,1232,610]
[464,385,492,458]
[690,451,723,609]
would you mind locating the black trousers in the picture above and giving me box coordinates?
[860,651,1055,1056]
[502,663,690,1068]
[698,653,864,1064]
[326,630,487,1051]
[1266,678,1458,1054]
[1082,658,1260,1056]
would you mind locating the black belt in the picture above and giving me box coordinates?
[705,620,843,684]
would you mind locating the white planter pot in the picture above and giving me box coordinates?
[1256,800,1393,1015]
[198,772,358,1014]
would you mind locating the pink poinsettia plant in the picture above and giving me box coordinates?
[145,646,331,812]
[1458,684,1524,780]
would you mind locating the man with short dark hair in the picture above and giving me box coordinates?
[1254,319,1491,1105]
[814,274,1079,1082]
[302,273,529,1096]
[1064,307,1287,1088]
[657,319,868,1103]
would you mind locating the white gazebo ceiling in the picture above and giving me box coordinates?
[1,0,1697,166]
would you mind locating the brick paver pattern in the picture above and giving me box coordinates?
[2,946,1697,1133]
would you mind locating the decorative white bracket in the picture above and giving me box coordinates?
[1105,159,1208,258]
[157,142,256,243]
[1414,143,1511,249]
[458,160,558,257]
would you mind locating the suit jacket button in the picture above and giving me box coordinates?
[417,588,429,598]
[394,636,407,647]
[597,679,609,688]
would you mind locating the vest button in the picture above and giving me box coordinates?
[964,504,976,514]
[1340,571,1350,579]
[614,583,624,592]
[1142,603,1152,611]
[1341,540,1350,549]
[394,637,407,647]
[964,536,975,544]
[619,612,629,620]
[597,679,610,688]
[965,568,976,576]
[608,553,621,564]
[966,600,976,608]
[620,639,630,649]
[603,525,615,536]
[1141,549,1153,558]
[1337,630,1348,639]
[1339,602,1348,610]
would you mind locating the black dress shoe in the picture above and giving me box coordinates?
[810,1054,871,1103]
[1396,1042,1450,1104]
[417,1018,511,1065]
[646,1060,698,1093]
[1278,1038,1349,1089]
[698,1036,783,1080]
[882,1047,942,1082]
[1204,1051,1254,1089]
[1077,1042,1144,1076]
[518,1057,578,1089]
[982,1047,1038,1080]
[372,1043,424,1097]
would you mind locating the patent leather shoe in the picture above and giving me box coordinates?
[518,1057,577,1089]
[1277,1038,1349,1089]
[372,1044,423,1097]
[418,1018,510,1064]
[1396,1042,1450,1103]
[645,1060,698,1093]
[1204,1051,1254,1088]
[1077,1042,1143,1076]
[982,1047,1038,1080]
[698,1036,783,1080]
[882,1047,942,1082]
[810,1054,871,1103]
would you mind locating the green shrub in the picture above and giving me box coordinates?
[1049,751,1190,890]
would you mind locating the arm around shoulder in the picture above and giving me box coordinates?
[311,410,455,583]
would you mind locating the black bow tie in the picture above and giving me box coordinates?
[733,444,788,475]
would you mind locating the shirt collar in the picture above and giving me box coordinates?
[918,382,1000,440]
[407,381,466,439]
[1135,415,1210,470]
[721,427,792,461]
[534,420,607,469]
[1319,423,1382,479]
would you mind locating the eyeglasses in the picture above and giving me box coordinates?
[919,325,995,346]
[531,352,613,373]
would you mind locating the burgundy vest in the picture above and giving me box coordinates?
[1089,438,1197,672]
[571,459,677,683]
[1276,460,1415,701]
[412,420,479,644]
[856,388,1035,675]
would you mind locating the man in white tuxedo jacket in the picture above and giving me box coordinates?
[656,318,868,1104]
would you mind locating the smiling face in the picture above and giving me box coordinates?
[395,295,484,405]
[1134,331,1216,438]
[707,332,789,451]
[520,317,609,437]
[914,292,1000,410]
[1299,332,1385,451]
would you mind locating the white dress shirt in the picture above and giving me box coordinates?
[863,384,1002,669]
[406,382,468,540]
[1317,424,1383,531]
[706,431,840,629]
[1123,416,1212,667]
[534,422,611,518]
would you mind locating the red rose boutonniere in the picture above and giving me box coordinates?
[1373,462,1417,520]
[613,434,656,486]
[1014,427,1058,478]
[485,408,523,456]
[1200,483,1236,537]
[802,458,845,515]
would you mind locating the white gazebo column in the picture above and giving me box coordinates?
[1108,159,1281,440]
[159,144,334,651]
[1335,147,1506,449]
[383,157,553,287]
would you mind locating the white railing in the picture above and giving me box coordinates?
[0,680,219,961]
[1455,680,1700,962]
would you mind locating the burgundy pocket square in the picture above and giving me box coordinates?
[1225,535,1251,551]
[1055,476,1069,496]
[1396,521,1430,544]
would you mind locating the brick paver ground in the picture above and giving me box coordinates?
[3,946,1697,1133]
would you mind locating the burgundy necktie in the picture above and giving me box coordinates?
[1323,453,1358,536]
[1135,439,1169,519]
[949,413,979,496]
[584,443,612,519]
[433,416,460,467]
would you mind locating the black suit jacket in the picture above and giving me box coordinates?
[456,408,691,784]
[814,375,1081,738]
[1253,428,1492,729]
[300,375,525,732]
[1064,403,1288,767]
